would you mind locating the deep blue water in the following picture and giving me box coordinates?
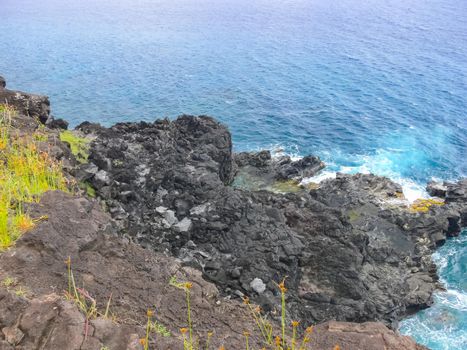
[0,0,466,348]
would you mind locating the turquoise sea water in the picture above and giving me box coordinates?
[400,231,467,350]
[0,0,466,348]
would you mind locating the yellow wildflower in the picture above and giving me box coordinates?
[275,336,281,346]
[278,278,287,293]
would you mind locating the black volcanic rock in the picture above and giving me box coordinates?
[0,80,50,123]
[234,150,325,190]
[427,181,447,198]
[46,117,69,130]
[79,115,466,329]
[0,76,6,89]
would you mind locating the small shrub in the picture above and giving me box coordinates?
[14,286,29,298]
[150,320,171,337]
[2,276,18,288]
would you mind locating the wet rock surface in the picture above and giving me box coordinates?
[78,115,466,329]
[233,150,325,191]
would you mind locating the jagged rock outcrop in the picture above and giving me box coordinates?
[0,76,67,129]
[0,81,50,124]
[233,150,325,190]
[76,115,466,330]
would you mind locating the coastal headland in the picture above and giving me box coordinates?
[0,76,465,349]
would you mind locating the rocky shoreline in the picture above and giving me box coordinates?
[1,77,465,349]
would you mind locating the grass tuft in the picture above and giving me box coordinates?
[0,104,68,249]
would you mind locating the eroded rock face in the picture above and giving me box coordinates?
[0,86,50,124]
[78,115,466,329]
[0,76,66,129]
[0,290,141,350]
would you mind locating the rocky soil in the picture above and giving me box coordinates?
[2,76,464,349]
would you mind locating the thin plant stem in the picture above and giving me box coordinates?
[281,290,286,349]
[186,288,193,349]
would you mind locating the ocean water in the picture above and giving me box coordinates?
[0,0,466,348]
[399,230,467,350]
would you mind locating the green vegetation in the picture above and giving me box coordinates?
[0,104,68,250]
[59,130,90,163]
[2,276,29,298]
[150,320,171,337]
[64,257,115,341]
[79,181,96,198]
[2,276,18,288]
[14,286,29,298]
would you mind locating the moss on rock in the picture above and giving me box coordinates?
[60,130,90,163]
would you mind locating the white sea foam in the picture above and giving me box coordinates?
[267,146,441,204]
[437,289,467,311]
[300,156,429,203]
[395,177,429,203]
[301,170,336,184]
[270,145,302,161]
